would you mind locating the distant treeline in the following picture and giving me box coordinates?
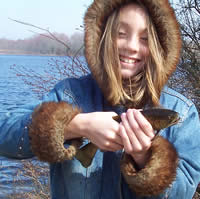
[0,32,84,56]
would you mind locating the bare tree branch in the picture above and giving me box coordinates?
[9,18,71,51]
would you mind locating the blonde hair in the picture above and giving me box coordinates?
[97,1,165,108]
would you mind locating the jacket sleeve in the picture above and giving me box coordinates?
[120,104,200,198]
[0,85,81,161]
[29,101,82,163]
[120,136,178,197]
[0,103,37,159]
[163,104,200,199]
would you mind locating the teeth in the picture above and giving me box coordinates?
[120,57,137,64]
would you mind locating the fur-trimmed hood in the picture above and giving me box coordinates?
[84,0,181,105]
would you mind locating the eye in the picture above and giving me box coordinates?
[140,33,148,41]
[141,36,148,41]
[118,31,127,38]
[141,37,148,43]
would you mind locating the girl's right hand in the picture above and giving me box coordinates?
[65,112,123,152]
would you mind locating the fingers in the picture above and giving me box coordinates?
[133,109,155,138]
[120,113,141,153]
[90,111,123,151]
[119,123,134,153]
[119,109,154,154]
[102,127,123,146]
[107,111,118,118]
[101,141,123,151]
[95,129,123,151]
[127,109,154,139]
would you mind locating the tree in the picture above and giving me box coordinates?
[170,1,200,198]
[169,0,200,111]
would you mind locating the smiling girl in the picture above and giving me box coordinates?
[1,0,200,199]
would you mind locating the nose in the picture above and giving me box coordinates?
[126,36,140,53]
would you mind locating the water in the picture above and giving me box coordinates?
[0,54,74,198]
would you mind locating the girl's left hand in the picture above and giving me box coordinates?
[119,109,155,168]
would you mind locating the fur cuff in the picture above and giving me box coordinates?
[120,136,178,197]
[29,101,82,163]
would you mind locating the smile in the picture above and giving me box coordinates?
[119,56,139,64]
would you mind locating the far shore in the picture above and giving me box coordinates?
[0,49,67,57]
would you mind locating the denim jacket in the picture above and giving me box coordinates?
[0,74,200,199]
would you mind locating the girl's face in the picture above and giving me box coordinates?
[117,3,149,79]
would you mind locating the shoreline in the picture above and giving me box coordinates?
[0,52,66,57]
[0,49,68,57]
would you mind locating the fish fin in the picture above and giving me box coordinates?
[75,143,98,168]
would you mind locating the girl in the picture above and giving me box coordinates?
[1,0,200,198]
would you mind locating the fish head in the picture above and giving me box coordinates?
[142,108,180,130]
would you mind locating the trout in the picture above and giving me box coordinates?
[75,108,180,168]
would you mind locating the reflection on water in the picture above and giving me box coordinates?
[0,157,49,198]
[0,55,59,198]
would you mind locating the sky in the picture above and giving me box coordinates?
[0,0,93,40]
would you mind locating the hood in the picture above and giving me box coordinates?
[84,0,181,105]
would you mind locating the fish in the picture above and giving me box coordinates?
[75,108,180,168]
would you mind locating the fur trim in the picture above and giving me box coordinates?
[120,136,178,196]
[29,101,82,163]
[84,0,181,104]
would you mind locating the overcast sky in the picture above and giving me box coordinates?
[0,0,93,40]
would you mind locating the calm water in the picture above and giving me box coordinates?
[0,54,74,198]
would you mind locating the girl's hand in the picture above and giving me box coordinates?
[119,109,155,168]
[65,112,123,152]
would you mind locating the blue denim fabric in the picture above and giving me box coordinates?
[0,74,200,199]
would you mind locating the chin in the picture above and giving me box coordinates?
[121,67,144,79]
[122,75,133,79]
[121,71,137,79]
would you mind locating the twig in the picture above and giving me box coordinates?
[9,18,71,51]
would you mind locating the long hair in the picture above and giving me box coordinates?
[97,1,165,108]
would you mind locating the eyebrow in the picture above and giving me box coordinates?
[118,22,130,29]
[119,21,147,33]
